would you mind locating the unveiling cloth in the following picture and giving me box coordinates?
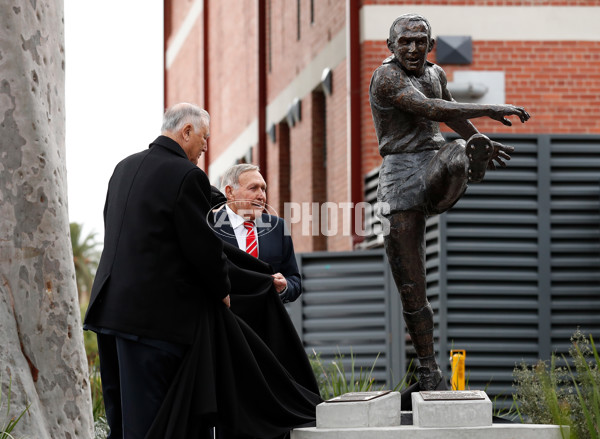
[145,242,321,439]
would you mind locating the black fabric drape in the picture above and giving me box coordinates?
[146,243,321,439]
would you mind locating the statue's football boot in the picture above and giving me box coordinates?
[466,133,494,183]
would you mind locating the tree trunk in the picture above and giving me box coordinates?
[0,1,94,437]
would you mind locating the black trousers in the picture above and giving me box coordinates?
[97,333,186,439]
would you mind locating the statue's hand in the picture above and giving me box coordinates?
[487,141,514,170]
[490,105,530,126]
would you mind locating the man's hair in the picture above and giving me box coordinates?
[161,103,210,133]
[220,163,260,192]
[389,13,432,42]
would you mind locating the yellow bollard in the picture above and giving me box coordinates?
[450,349,466,390]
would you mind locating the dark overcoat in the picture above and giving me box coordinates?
[84,135,230,345]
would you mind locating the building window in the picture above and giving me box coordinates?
[297,0,301,40]
[267,0,272,73]
[277,122,291,216]
[311,90,327,251]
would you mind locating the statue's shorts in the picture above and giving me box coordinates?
[377,140,467,217]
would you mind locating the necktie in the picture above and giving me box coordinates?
[244,221,258,257]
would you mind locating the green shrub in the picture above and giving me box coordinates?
[89,357,106,423]
[513,329,600,439]
[80,302,108,438]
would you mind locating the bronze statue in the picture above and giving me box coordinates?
[369,14,530,391]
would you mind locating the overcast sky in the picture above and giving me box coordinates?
[64,1,164,241]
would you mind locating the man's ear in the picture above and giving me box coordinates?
[428,38,435,53]
[387,38,393,52]
[225,185,234,200]
[183,123,193,140]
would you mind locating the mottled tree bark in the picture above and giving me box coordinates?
[0,1,94,437]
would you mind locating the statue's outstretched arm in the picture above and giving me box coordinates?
[382,66,530,126]
[395,86,530,125]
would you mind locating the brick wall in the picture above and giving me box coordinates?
[265,0,352,252]
[206,0,259,161]
[280,59,353,253]
[311,90,328,253]
[164,0,354,251]
[289,94,313,251]
[267,0,346,101]
[164,0,204,111]
[326,61,352,251]
[265,122,290,218]
[361,41,384,178]
[458,41,600,134]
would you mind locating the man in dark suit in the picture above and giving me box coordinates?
[212,164,301,304]
[210,164,303,439]
[84,103,230,439]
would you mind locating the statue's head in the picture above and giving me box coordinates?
[387,14,434,76]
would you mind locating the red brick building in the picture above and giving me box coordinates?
[163,0,600,253]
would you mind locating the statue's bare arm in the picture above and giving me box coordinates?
[380,67,530,125]
[376,67,528,167]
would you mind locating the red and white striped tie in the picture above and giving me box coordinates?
[244,221,258,257]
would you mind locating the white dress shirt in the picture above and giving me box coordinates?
[225,205,259,256]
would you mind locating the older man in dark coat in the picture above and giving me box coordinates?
[84,103,230,438]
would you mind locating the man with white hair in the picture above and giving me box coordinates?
[84,103,230,438]
[212,163,301,304]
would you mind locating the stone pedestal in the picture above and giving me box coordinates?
[316,391,400,428]
[412,390,492,428]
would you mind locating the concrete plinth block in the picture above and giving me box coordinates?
[412,390,492,428]
[292,424,568,439]
[316,391,401,428]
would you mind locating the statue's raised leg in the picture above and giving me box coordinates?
[424,133,495,214]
